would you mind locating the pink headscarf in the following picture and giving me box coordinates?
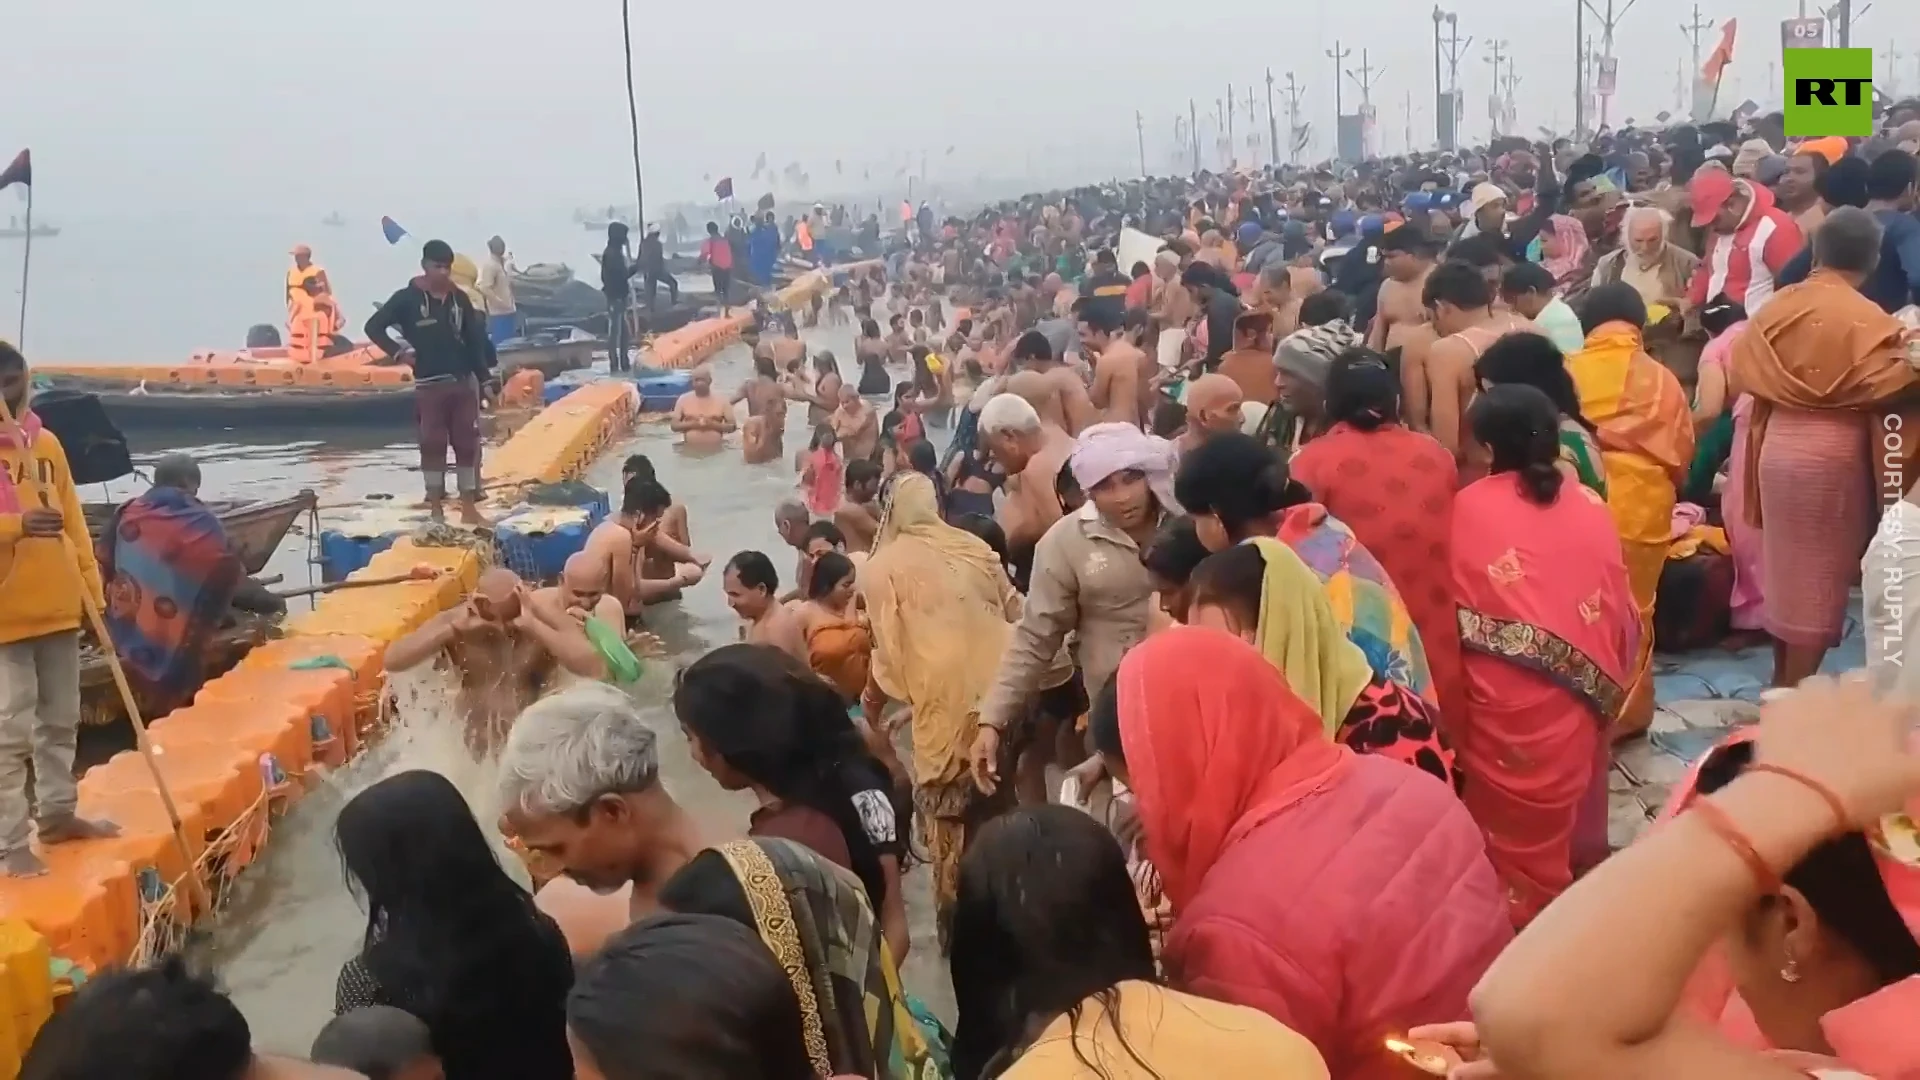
[1069,422,1180,511]
[1539,215,1592,289]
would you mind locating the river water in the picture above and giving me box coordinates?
[111,319,958,1056]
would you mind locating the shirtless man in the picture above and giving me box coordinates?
[1005,329,1095,436]
[530,552,627,631]
[1421,260,1538,462]
[979,392,1074,585]
[669,367,735,450]
[1175,374,1246,456]
[1370,228,1439,430]
[384,567,606,751]
[834,458,884,553]
[1247,262,1300,337]
[584,475,709,625]
[721,550,808,661]
[1216,311,1277,406]
[734,355,788,465]
[829,383,881,463]
[773,498,813,603]
[1077,303,1148,427]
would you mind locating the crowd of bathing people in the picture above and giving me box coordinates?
[16,105,1920,1080]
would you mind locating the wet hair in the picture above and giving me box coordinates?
[333,770,573,1080]
[1421,259,1493,310]
[1699,292,1748,339]
[1867,148,1918,202]
[1149,399,1187,439]
[1814,206,1885,274]
[802,519,845,549]
[671,644,902,907]
[806,550,855,600]
[310,1006,437,1080]
[1130,260,1151,278]
[724,550,779,594]
[1173,432,1300,541]
[568,913,814,1080]
[754,353,778,379]
[1467,384,1565,505]
[1185,542,1267,633]
[1473,331,1595,433]
[906,438,938,476]
[1055,460,1085,511]
[809,422,838,452]
[622,475,673,517]
[861,318,881,338]
[1577,281,1648,333]
[948,807,1160,1080]
[1140,516,1210,589]
[19,956,253,1080]
[1011,329,1054,364]
[1077,302,1122,335]
[1694,740,1920,988]
[1499,260,1556,298]
[1296,290,1351,327]
[1324,348,1400,431]
[622,454,655,482]
[844,456,883,492]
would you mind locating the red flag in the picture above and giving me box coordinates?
[713,176,734,200]
[0,149,30,191]
[1702,18,1737,84]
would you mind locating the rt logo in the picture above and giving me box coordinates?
[1784,48,1874,136]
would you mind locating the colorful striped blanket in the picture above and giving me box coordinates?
[97,487,245,710]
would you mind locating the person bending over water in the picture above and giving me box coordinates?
[384,567,608,751]
[722,550,807,661]
[669,367,736,451]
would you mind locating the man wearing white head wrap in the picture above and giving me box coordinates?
[972,421,1172,801]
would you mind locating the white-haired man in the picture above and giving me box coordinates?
[1590,204,1699,311]
[979,392,1073,587]
[498,682,704,945]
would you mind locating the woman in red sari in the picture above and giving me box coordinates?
[1451,384,1638,928]
[1289,348,1465,732]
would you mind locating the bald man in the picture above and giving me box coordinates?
[669,366,735,450]
[384,567,606,750]
[1177,374,1245,456]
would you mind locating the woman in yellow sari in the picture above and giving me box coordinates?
[1565,282,1695,737]
[860,471,1021,947]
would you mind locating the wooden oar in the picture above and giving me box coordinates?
[272,567,443,601]
[0,392,208,910]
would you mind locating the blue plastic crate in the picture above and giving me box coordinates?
[317,529,397,583]
[493,498,610,583]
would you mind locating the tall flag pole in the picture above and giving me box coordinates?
[0,150,33,348]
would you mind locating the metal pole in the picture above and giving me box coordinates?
[1189,99,1200,174]
[1135,111,1147,177]
[1328,41,1351,156]
[1261,76,1272,161]
[1838,0,1851,47]
[1575,0,1586,138]
[1226,84,1235,165]
[1433,8,1446,147]
[620,0,646,229]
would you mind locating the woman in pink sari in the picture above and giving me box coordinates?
[1451,384,1638,928]
[1691,293,1764,631]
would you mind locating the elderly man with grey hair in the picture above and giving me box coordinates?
[1590,204,1698,309]
[499,682,702,934]
[979,392,1075,571]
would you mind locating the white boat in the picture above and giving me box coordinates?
[0,216,57,239]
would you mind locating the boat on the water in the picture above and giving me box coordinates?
[83,490,316,577]
[34,336,599,430]
[321,212,346,228]
[0,215,57,239]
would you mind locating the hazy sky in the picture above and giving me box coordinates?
[7,0,1914,217]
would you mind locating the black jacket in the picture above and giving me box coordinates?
[364,280,491,382]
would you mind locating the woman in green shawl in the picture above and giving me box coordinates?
[1474,331,1610,497]
[659,837,952,1080]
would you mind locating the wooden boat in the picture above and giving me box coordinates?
[83,490,316,576]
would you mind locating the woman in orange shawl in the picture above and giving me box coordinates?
[1452,386,1638,927]
[1565,283,1694,738]
[795,550,871,701]
[1729,207,1919,688]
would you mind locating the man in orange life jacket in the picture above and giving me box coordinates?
[0,341,119,877]
[366,240,494,525]
[286,244,331,315]
[287,278,345,364]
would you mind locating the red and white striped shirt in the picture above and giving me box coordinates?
[1688,182,1804,315]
